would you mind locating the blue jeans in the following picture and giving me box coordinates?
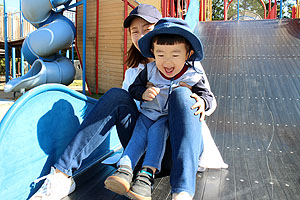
[55,88,139,176]
[168,87,204,196]
[118,114,169,172]
[55,87,203,196]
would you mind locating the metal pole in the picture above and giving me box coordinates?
[20,0,24,75]
[279,0,283,18]
[82,0,87,94]
[11,13,16,78]
[12,47,16,78]
[4,0,10,83]
[124,0,128,79]
[72,43,74,63]
[95,0,99,94]
[237,0,240,20]
[224,0,228,20]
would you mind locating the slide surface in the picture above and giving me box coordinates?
[0,84,121,200]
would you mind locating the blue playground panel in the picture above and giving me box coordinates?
[0,84,121,200]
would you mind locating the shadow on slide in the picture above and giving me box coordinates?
[0,84,121,200]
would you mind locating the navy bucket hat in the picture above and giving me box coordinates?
[138,17,204,61]
[123,4,162,28]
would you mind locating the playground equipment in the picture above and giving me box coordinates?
[161,0,212,21]
[0,84,121,199]
[224,0,278,20]
[0,5,35,79]
[4,0,76,93]
[292,1,300,18]
[4,57,75,93]
[230,10,263,20]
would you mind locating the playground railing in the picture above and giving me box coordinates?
[0,8,36,42]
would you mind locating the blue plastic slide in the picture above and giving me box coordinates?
[185,0,200,31]
[4,56,75,93]
[0,84,121,200]
[5,0,76,93]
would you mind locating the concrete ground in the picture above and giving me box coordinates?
[0,79,15,122]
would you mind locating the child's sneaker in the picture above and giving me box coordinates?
[104,166,133,195]
[30,167,75,199]
[127,168,154,200]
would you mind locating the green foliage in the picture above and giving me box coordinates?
[212,0,294,20]
[279,1,294,18]
[212,0,224,20]
[0,58,5,75]
[228,0,265,19]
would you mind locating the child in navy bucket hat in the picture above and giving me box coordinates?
[105,17,214,200]
[139,17,204,61]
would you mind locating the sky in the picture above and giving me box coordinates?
[0,0,20,12]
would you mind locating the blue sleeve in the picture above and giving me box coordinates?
[192,76,214,111]
[128,67,148,101]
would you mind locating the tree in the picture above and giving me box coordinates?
[212,0,225,20]
[0,58,5,75]
[212,0,294,20]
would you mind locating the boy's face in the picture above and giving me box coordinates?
[152,42,193,78]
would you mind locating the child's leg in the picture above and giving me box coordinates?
[118,114,154,169]
[128,116,169,200]
[142,116,169,172]
[168,87,204,197]
[105,114,154,195]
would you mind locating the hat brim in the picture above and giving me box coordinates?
[138,25,204,61]
[123,14,160,28]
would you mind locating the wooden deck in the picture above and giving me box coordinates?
[64,19,300,200]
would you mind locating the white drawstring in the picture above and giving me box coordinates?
[33,175,49,184]
[164,77,174,110]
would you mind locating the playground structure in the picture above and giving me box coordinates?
[1,0,296,94]
[3,0,76,93]
[0,6,35,75]
[293,0,300,18]
[1,0,215,95]
[0,0,299,199]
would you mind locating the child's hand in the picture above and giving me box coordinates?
[190,93,206,122]
[179,81,206,121]
[142,87,160,101]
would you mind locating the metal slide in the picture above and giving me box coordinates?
[192,19,300,199]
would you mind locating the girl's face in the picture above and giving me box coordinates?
[129,17,155,51]
[152,42,194,78]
